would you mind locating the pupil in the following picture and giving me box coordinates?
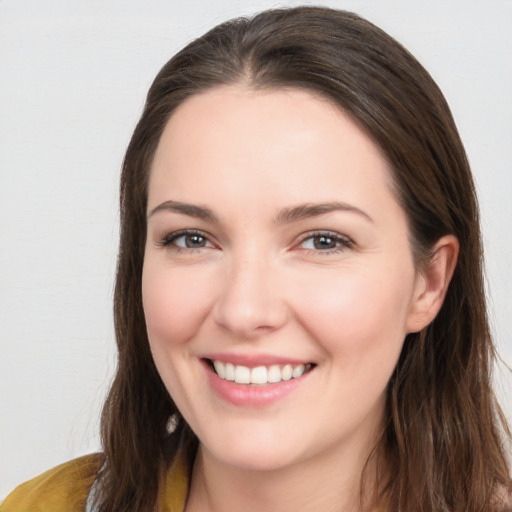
[314,236,335,250]
[186,235,205,248]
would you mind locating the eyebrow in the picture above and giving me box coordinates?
[148,200,373,224]
[274,202,373,224]
[148,200,219,222]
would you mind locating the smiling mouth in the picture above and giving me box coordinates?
[205,359,316,385]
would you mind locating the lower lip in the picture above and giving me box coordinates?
[204,363,312,408]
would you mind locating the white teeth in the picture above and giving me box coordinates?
[267,364,281,383]
[225,363,235,381]
[281,364,293,381]
[292,364,306,378]
[250,366,267,384]
[211,361,312,385]
[234,365,251,384]
[213,360,225,379]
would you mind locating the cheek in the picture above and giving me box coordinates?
[290,263,414,362]
[141,262,216,345]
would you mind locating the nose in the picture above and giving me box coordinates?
[213,251,289,340]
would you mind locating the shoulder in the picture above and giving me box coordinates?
[1,453,102,512]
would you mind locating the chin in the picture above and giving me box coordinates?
[209,444,299,473]
[197,424,309,473]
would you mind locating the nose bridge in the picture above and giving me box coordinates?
[213,243,287,338]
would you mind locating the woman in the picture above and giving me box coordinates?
[3,6,510,512]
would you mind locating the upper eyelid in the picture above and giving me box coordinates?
[297,230,353,244]
[294,232,355,255]
[159,229,215,246]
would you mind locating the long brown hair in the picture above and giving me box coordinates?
[94,7,511,511]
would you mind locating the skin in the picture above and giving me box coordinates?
[142,86,458,512]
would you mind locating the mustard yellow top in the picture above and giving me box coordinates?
[2,454,392,512]
[1,453,189,512]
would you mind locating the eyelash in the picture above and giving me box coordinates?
[297,231,353,254]
[157,229,353,255]
[158,229,213,253]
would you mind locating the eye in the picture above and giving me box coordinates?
[298,231,353,253]
[159,230,214,251]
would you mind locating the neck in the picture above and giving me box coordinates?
[185,435,383,512]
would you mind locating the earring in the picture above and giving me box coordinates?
[166,413,178,434]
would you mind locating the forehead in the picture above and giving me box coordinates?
[148,85,398,221]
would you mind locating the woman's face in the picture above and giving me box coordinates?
[142,86,427,472]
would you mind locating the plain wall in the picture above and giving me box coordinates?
[1,0,511,499]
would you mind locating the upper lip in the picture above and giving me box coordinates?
[201,352,313,367]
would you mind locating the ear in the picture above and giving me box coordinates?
[406,235,459,333]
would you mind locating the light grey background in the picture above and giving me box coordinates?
[1,0,511,499]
